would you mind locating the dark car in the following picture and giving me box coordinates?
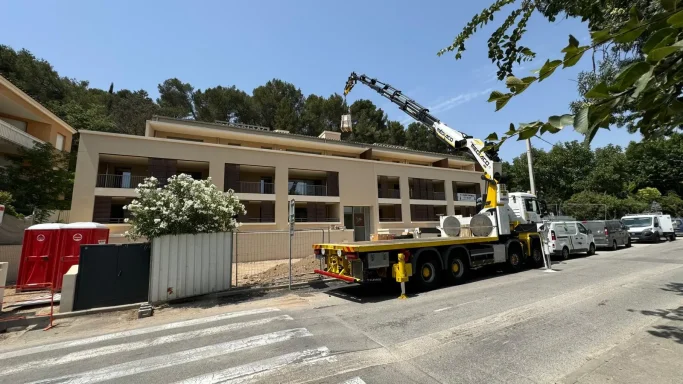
[583,220,631,250]
[674,218,683,237]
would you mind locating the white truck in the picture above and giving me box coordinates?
[622,213,676,242]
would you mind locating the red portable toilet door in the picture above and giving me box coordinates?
[19,230,59,288]
[54,229,87,290]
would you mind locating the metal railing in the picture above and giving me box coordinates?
[378,188,401,199]
[96,174,148,189]
[238,181,275,194]
[241,217,276,223]
[288,183,328,196]
[294,217,340,223]
[409,190,446,200]
[0,118,42,149]
[93,217,128,224]
[379,217,403,222]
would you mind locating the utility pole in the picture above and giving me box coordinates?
[526,138,536,195]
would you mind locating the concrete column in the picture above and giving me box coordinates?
[0,262,7,311]
[400,177,411,224]
[274,165,289,230]
[59,265,79,313]
[70,137,99,222]
[209,161,225,191]
[446,180,455,216]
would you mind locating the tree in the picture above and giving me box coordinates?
[346,100,388,144]
[123,174,246,240]
[0,143,73,222]
[193,86,256,124]
[405,122,453,154]
[251,79,304,130]
[300,94,347,136]
[581,144,629,196]
[0,191,20,217]
[157,78,196,119]
[625,133,683,196]
[109,89,159,136]
[660,192,683,216]
[636,187,662,204]
[440,0,683,145]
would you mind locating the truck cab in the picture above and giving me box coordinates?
[622,214,676,242]
[508,192,544,224]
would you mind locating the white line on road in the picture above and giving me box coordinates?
[340,377,367,384]
[27,328,313,384]
[3,315,293,375]
[0,307,280,360]
[174,347,333,384]
[434,307,451,313]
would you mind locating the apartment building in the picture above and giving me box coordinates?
[0,75,75,164]
[70,116,485,240]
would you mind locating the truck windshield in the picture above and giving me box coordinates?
[622,217,652,227]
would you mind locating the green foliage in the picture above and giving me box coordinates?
[0,191,20,217]
[251,79,304,130]
[636,187,663,202]
[0,142,73,221]
[442,1,683,146]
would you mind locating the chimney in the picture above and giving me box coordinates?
[318,131,341,141]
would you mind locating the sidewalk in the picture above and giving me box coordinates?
[563,307,683,384]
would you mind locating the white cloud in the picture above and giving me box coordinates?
[399,88,492,125]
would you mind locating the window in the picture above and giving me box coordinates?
[524,198,538,213]
[577,223,588,234]
[55,134,65,151]
[1,117,28,132]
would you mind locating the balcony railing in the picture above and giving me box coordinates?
[237,181,274,194]
[288,183,328,196]
[378,188,401,199]
[294,217,340,223]
[240,217,275,223]
[379,217,403,222]
[0,118,42,149]
[94,217,128,224]
[409,190,446,200]
[97,174,148,189]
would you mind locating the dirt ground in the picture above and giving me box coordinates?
[1,288,58,317]
[237,256,323,287]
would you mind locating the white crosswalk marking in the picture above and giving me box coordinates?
[340,377,367,384]
[174,347,335,384]
[2,315,293,375]
[27,328,313,384]
[0,307,280,360]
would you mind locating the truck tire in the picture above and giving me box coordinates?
[611,241,618,251]
[561,247,570,260]
[587,243,596,256]
[669,233,676,241]
[530,247,543,267]
[414,255,441,291]
[507,245,524,273]
[445,255,469,285]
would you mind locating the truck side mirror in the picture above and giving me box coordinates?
[654,222,659,228]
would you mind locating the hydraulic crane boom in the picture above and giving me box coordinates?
[344,72,502,182]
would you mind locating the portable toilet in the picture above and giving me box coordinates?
[53,222,110,290]
[17,223,65,290]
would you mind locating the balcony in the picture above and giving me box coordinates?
[238,181,274,194]
[378,176,401,199]
[293,202,340,223]
[409,178,446,201]
[294,217,340,223]
[378,188,401,199]
[379,203,402,223]
[289,183,328,196]
[0,118,42,151]
[97,174,148,189]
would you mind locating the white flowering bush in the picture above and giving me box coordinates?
[124,174,246,240]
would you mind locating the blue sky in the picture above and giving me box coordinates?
[3,0,641,160]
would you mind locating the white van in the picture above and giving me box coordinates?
[543,221,596,259]
[622,214,675,242]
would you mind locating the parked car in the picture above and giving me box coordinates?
[545,221,596,259]
[622,214,676,242]
[673,218,683,237]
[583,220,631,250]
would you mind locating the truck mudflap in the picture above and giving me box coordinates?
[313,269,359,283]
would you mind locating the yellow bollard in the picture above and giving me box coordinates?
[392,253,412,299]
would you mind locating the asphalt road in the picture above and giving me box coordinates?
[1,241,682,383]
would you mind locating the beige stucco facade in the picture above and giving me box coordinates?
[0,75,76,160]
[71,117,485,238]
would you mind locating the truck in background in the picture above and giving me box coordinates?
[622,213,675,242]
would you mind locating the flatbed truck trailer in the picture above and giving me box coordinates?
[313,233,544,290]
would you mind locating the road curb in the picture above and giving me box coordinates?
[53,303,144,319]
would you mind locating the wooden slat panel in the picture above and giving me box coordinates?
[394,204,402,221]
[224,164,240,192]
[307,202,316,222]
[327,171,339,197]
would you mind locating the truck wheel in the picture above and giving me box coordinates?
[587,243,596,256]
[507,248,523,273]
[445,255,468,285]
[561,247,570,260]
[669,233,676,241]
[611,241,618,251]
[415,256,441,291]
[530,247,543,267]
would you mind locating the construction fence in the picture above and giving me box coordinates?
[232,229,353,287]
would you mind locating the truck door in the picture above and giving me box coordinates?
[523,198,541,223]
[575,223,589,251]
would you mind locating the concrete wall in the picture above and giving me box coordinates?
[0,245,21,283]
[71,130,485,235]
